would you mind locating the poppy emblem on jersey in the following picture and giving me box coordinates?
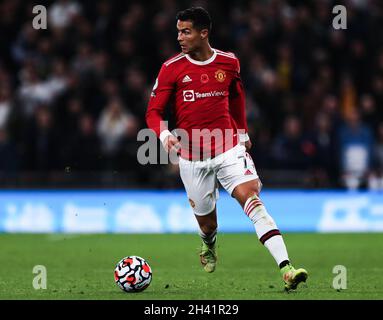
[200,74,209,84]
[188,198,196,208]
[183,90,195,102]
[215,69,226,82]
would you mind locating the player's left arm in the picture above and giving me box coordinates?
[228,58,252,150]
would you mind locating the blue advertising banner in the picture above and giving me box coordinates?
[0,190,382,233]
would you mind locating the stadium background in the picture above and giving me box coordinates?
[0,0,383,300]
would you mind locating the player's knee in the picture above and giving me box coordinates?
[253,179,262,195]
[241,180,262,199]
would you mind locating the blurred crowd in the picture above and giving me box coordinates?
[0,0,383,189]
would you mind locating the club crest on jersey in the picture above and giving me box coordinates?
[200,74,209,84]
[215,69,226,82]
[183,90,195,102]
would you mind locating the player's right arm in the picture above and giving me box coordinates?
[228,57,252,150]
[145,64,180,153]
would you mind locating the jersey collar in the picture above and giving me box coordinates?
[185,49,217,65]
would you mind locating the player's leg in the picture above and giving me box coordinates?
[217,144,308,290]
[195,206,217,248]
[232,179,308,290]
[178,157,218,273]
[195,207,218,273]
[232,178,289,268]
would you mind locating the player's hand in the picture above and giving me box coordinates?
[164,135,181,154]
[239,132,252,151]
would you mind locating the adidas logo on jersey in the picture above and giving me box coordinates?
[182,75,192,83]
[244,169,253,175]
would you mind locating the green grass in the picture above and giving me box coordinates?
[0,233,382,300]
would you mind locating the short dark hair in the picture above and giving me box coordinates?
[176,7,212,33]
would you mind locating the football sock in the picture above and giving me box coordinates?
[279,260,290,269]
[199,228,217,247]
[244,195,289,266]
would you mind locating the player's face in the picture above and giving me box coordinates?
[177,20,205,54]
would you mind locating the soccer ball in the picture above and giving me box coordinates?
[114,255,152,292]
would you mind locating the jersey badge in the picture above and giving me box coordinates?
[215,69,226,82]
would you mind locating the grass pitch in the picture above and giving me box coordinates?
[0,233,382,300]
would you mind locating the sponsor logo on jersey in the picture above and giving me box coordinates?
[215,69,226,82]
[183,90,195,101]
[182,75,192,83]
[200,74,209,84]
[194,91,228,98]
[183,90,228,102]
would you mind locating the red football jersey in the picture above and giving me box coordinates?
[146,48,248,160]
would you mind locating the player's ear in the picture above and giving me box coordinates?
[200,29,209,40]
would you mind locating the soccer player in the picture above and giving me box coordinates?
[146,7,308,291]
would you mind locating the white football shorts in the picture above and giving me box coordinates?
[179,143,259,216]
